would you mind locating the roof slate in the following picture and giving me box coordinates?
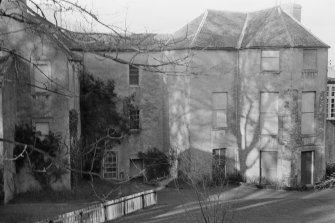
[171,6,329,49]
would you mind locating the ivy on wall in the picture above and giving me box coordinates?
[80,72,129,175]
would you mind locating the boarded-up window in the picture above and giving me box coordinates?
[261,50,280,71]
[260,93,278,135]
[35,122,50,136]
[129,65,139,86]
[34,62,51,93]
[301,92,315,134]
[303,49,317,70]
[212,92,228,129]
[260,151,278,183]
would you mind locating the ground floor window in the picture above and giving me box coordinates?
[103,150,118,179]
[212,148,226,181]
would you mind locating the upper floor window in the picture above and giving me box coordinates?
[129,65,139,86]
[212,92,228,129]
[33,61,51,93]
[261,50,280,72]
[327,84,335,120]
[129,109,140,130]
[301,92,315,135]
[260,92,278,135]
[35,122,50,136]
[303,49,317,71]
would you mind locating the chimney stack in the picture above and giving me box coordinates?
[281,3,302,22]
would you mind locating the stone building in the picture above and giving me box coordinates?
[0,1,331,203]
[326,78,335,164]
[166,4,329,186]
[0,0,81,203]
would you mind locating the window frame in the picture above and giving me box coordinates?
[31,61,52,95]
[129,109,140,130]
[327,84,335,120]
[261,50,280,73]
[212,148,226,179]
[32,118,52,139]
[129,65,139,86]
[103,150,119,179]
[212,92,228,130]
[260,92,279,136]
[301,91,316,135]
[303,49,317,72]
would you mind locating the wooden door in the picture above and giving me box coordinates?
[301,151,314,185]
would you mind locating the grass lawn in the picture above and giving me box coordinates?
[0,178,155,223]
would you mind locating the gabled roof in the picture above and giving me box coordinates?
[170,6,329,50]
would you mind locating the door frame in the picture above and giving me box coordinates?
[301,150,315,185]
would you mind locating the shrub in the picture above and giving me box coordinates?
[138,148,171,181]
[13,124,66,189]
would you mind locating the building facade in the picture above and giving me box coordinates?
[166,5,329,186]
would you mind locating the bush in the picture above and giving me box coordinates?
[138,148,171,181]
[13,124,66,189]
[315,163,335,190]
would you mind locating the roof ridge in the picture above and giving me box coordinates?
[190,10,208,47]
[278,7,294,47]
[237,13,249,49]
[281,8,330,48]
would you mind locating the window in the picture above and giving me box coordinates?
[212,92,227,129]
[129,65,139,86]
[261,50,280,71]
[327,84,335,120]
[301,92,315,134]
[35,122,50,136]
[103,151,118,179]
[130,109,140,130]
[33,62,51,93]
[212,148,226,180]
[260,92,278,135]
[303,49,317,71]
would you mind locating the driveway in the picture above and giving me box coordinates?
[113,185,335,223]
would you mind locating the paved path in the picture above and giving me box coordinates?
[112,185,335,223]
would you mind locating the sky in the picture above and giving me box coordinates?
[51,0,335,63]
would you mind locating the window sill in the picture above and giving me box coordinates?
[130,129,141,134]
[32,92,51,98]
[261,70,281,74]
[301,134,317,137]
[212,127,228,131]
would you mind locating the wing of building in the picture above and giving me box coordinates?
[0,1,331,203]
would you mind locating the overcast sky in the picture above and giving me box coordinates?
[63,0,334,62]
